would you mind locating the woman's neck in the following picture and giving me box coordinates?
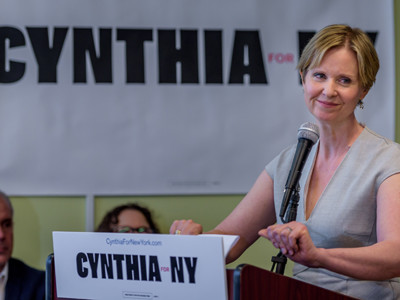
[317,121,364,159]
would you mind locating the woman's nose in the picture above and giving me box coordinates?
[322,80,337,97]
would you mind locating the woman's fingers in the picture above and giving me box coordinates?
[169,219,203,235]
[259,222,301,255]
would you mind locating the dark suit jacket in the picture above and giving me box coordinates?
[5,257,45,300]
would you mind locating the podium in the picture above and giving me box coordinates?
[226,264,358,300]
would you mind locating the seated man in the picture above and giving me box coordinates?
[0,190,45,300]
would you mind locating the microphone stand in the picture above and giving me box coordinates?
[270,184,300,275]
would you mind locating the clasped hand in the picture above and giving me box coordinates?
[259,221,320,268]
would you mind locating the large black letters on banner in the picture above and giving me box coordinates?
[229,30,267,84]
[0,26,269,85]
[0,26,26,83]
[27,27,68,83]
[117,29,153,83]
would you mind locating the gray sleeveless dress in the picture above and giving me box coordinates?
[265,127,400,300]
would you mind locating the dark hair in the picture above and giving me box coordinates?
[96,203,160,233]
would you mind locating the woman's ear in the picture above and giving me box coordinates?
[360,88,369,100]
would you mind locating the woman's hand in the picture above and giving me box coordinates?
[169,219,203,235]
[259,221,320,268]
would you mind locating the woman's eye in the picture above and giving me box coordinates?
[339,77,351,84]
[313,72,325,79]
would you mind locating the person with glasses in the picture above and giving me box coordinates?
[96,203,160,234]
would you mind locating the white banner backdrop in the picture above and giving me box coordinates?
[0,0,394,195]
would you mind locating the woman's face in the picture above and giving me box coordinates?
[302,46,368,125]
[114,208,153,233]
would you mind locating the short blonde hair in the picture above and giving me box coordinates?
[297,24,379,90]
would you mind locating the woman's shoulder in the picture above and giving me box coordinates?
[356,127,400,178]
[361,127,400,152]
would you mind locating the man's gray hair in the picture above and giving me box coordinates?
[0,190,13,216]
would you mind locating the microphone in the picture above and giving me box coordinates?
[279,122,320,222]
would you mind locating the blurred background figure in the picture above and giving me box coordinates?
[0,190,45,299]
[96,203,160,234]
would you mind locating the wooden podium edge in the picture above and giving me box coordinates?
[227,264,358,300]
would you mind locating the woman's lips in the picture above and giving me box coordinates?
[317,100,338,107]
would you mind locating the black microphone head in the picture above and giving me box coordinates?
[297,122,320,144]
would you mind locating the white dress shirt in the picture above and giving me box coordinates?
[0,262,9,300]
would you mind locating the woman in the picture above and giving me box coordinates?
[170,24,400,299]
[96,203,160,234]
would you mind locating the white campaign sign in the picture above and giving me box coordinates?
[53,232,238,300]
[0,0,395,195]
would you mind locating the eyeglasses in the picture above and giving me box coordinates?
[114,226,153,234]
